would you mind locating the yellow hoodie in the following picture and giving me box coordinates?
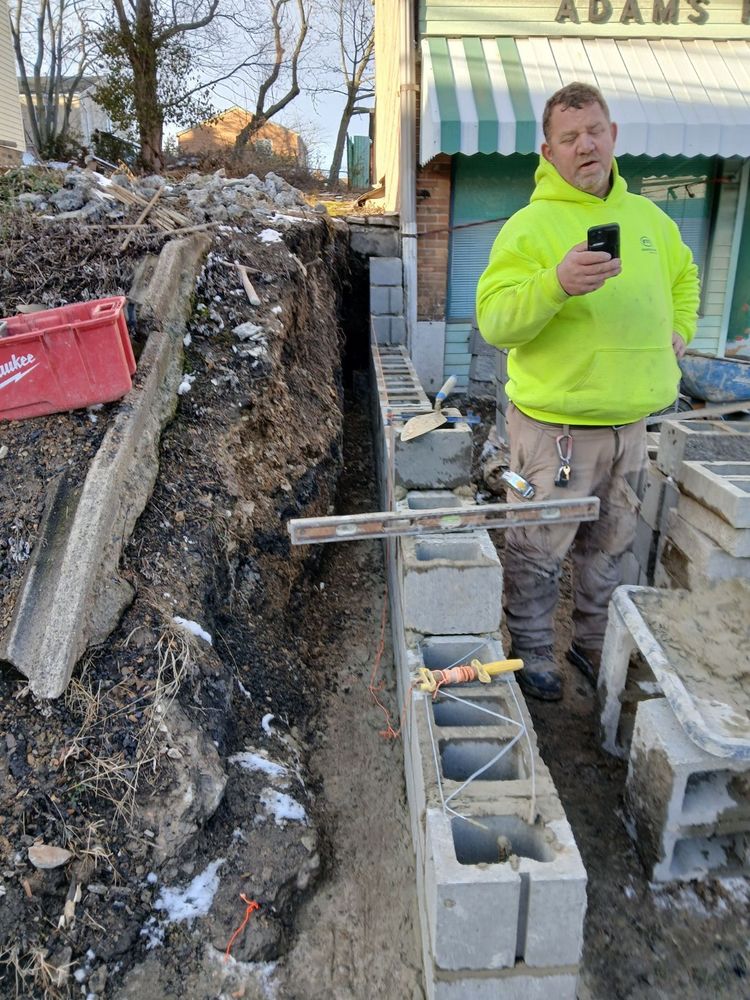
[476,157,699,425]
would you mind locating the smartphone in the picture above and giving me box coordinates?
[587,223,620,259]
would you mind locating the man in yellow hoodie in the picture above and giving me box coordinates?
[476,82,699,701]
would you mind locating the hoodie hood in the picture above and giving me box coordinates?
[531,155,628,207]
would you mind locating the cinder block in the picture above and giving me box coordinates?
[394,407,472,490]
[640,464,667,531]
[677,493,750,557]
[390,315,407,345]
[371,315,391,345]
[401,532,503,635]
[632,517,656,577]
[425,807,586,971]
[660,511,750,588]
[656,420,750,478]
[625,698,750,882]
[659,477,681,535]
[496,407,507,443]
[427,968,578,1000]
[369,255,402,285]
[396,490,476,517]
[676,460,750,528]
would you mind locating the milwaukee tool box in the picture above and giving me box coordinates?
[0,297,136,421]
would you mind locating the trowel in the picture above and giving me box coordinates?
[400,376,457,442]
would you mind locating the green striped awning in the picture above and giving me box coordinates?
[419,36,750,164]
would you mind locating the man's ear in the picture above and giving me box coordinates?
[610,122,618,144]
[541,142,552,163]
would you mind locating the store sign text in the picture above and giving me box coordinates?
[555,0,750,25]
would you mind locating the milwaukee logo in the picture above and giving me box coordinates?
[0,352,39,391]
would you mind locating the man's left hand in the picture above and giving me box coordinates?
[672,332,687,360]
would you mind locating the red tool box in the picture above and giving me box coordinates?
[0,297,136,421]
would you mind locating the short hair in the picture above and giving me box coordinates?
[542,83,611,141]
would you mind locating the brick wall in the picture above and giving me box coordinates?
[416,155,451,321]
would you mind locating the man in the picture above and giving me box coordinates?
[476,82,699,701]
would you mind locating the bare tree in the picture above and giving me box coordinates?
[9,0,94,159]
[233,0,310,152]
[323,0,373,186]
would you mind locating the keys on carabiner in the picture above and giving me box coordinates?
[555,433,573,488]
[555,463,571,487]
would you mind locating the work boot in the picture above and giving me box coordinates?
[509,645,563,702]
[566,643,602,685]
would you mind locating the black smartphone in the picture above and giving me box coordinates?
[587,223,620,259]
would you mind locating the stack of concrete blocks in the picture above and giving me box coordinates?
[370,342,588,998]
[468,324,497,400]
[370,257,406,346]
[651,420,750,589]
[495,349,510,443]
[624,698,750,882]
[623,420,750,589]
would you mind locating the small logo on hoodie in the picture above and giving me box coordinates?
[640,236,657,254]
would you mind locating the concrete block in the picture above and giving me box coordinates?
[640,464,667,531]
[369,255,402,286]
[632,517,656,577]
[394,407,472,490]
[677,493,750,557]
[425,807,586,970]
[413,321,446,393]
[401,532,503,635]
[659,477,681,535]
[656,420,750,478]
[660,511,750,588]
[396,490,476,516]
[390,315,407,345]
[496,349,508,383]
[349,224,399,257]
[370,284,403,315]
[625,698,750,882]
[371,315,391,345]
[676,460,750,528]
[427,968,578,1000]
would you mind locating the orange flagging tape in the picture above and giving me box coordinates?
[430,664,477,694]
[224,894,260,961]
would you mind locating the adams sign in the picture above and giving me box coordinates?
[555,0,749,24]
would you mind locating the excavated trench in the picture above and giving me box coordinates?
[0,215,423,998]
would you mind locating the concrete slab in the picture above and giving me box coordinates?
[401,532,503,635]
[676,460,750,528]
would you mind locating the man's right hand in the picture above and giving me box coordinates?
[556,241,621,296]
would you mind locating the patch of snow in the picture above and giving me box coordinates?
[260,788,307,827]
[146,872,158,885]
[177,373,196,395]
[154,858,225,922]
[183,333,192,347]
[271,305,282,315]
[228,751,287,780]
[172,616,212,645]
[623,884,636,900]
[237,679,253,699]
[261,713,275,735]
[140,916,165,949]
[258,228,283,243]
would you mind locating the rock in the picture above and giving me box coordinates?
[0,445,8,460]
[136,701,227,862]
[50,188,86,213]
[47,945,73,987]
[28,843,73,869]
[88,964,108,994]
[17,193,46,209]
[233,322,264,342]
[313,203,328,214]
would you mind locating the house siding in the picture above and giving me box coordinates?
[0,1,24,156]
[373,0,403,212]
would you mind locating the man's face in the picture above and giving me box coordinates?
[541,101,617,198]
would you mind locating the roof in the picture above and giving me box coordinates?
[420,36,750,163]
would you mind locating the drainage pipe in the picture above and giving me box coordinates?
[398,0,418,354]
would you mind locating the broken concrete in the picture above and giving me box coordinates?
[0,234,211,697]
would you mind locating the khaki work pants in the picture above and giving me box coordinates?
[504,403,648,652]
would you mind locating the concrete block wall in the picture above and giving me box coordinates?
[625,698,750,882]
[370,256,406,346]
[370,343,588,998]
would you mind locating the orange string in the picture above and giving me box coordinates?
[224,894,260,961]
[431,663,477,696]
[368,582,401,739]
